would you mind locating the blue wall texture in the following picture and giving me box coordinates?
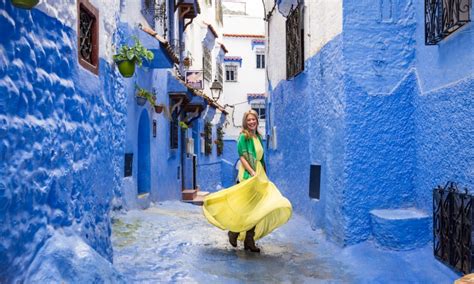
[0,3,126,281]
[267,0,473,246]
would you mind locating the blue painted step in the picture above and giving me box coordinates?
[370,208,430,250]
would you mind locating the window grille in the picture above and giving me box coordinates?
[251,102,266,120]
[78,0,99,75]
[256,53,265,69]
[286,3,304,79]
[170,99,179,149]
[216,62,223,84]
[203,45,212,82]
[433,182,474,274]
[425,0,471,45]
[225,65,237,82]
[141,0,167,33]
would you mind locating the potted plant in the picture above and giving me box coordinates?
[135,85,155,106]
[113,37,154,78]
[215,126,224,156]
[154,103,165,114]
[11,0,39,9]
[179,121,189,130]
[183,57,191,68]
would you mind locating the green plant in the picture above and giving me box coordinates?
[179,121,189,130]
[113,37,154,67]
[135,85,156,106]
[204,121,213,155]
[216,126,224,156]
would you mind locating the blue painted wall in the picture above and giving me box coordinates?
[267,0,473,246]
[119,25,183,208]
[196,113,226,193]
[0,3,125,280]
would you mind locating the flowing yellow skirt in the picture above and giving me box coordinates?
[202,161,292,241]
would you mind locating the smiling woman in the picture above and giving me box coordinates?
[203,110,292,253]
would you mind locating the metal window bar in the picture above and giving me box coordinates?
[216,63,223,84]
[433,182,474,274]
[170,100,179,149]
[286,3,304,79]
[425,0,471,45]
[203,46,212,81]
[225,65,237,82]
[256,54,265,69]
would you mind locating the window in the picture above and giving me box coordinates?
[216,62,223,84]
[225,65,237,82]
[256,53,265,69]
[251,102,266,120]
[78,0,99,75]
[425,0,471,45]
[170,98,179,149]
[203,45,212,82]
[286,3,304,79]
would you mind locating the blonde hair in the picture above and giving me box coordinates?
[241,110,261,139]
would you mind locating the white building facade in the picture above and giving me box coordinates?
[221,0,266,140]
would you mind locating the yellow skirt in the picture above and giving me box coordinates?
[202,161,292,240]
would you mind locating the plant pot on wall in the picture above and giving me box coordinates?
[117,60,136,78]
[113,37,154,78]
[11,0,39,9]
[154,104,164,114]
[136,96,147,106]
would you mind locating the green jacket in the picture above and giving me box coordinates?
[237,133,265,180]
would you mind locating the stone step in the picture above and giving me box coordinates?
[182,191,209,206]
[370,208,430,250]
[182,189,197,200]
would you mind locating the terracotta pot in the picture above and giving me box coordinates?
[183,57,191,67]
[154,105,164,113]
[117,60,135,78]
[11,0,39,9]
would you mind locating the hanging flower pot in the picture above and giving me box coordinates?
[11,0,39,9]
[154,104,164,114]
[135,85,155,106]
[117,60,136,78]
[136,96,147,106]
[113,37,154,78]
[183,57,191,68]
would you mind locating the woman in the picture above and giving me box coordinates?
[202,110,292,253]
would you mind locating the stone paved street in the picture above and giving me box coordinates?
[112,201,458,283]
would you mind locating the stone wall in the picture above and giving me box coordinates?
[266,0,473,246]
[0,2,125,281]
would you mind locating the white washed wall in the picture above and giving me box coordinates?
[266,0,342,86]
[221,0,266,140]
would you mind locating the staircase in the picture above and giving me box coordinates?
[370,208,430,250]
[182,189,209,205]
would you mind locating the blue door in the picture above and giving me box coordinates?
[137,110,151,195]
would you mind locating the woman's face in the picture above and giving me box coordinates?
[246,114,258,131]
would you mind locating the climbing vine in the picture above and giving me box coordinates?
[215,126,224,156]
[204,121,213,155]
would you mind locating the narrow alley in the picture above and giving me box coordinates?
[1,0,473,282]
[111,201,457,283]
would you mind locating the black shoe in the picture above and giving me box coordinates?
[244,227,260,253]
[228,231,238,247]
